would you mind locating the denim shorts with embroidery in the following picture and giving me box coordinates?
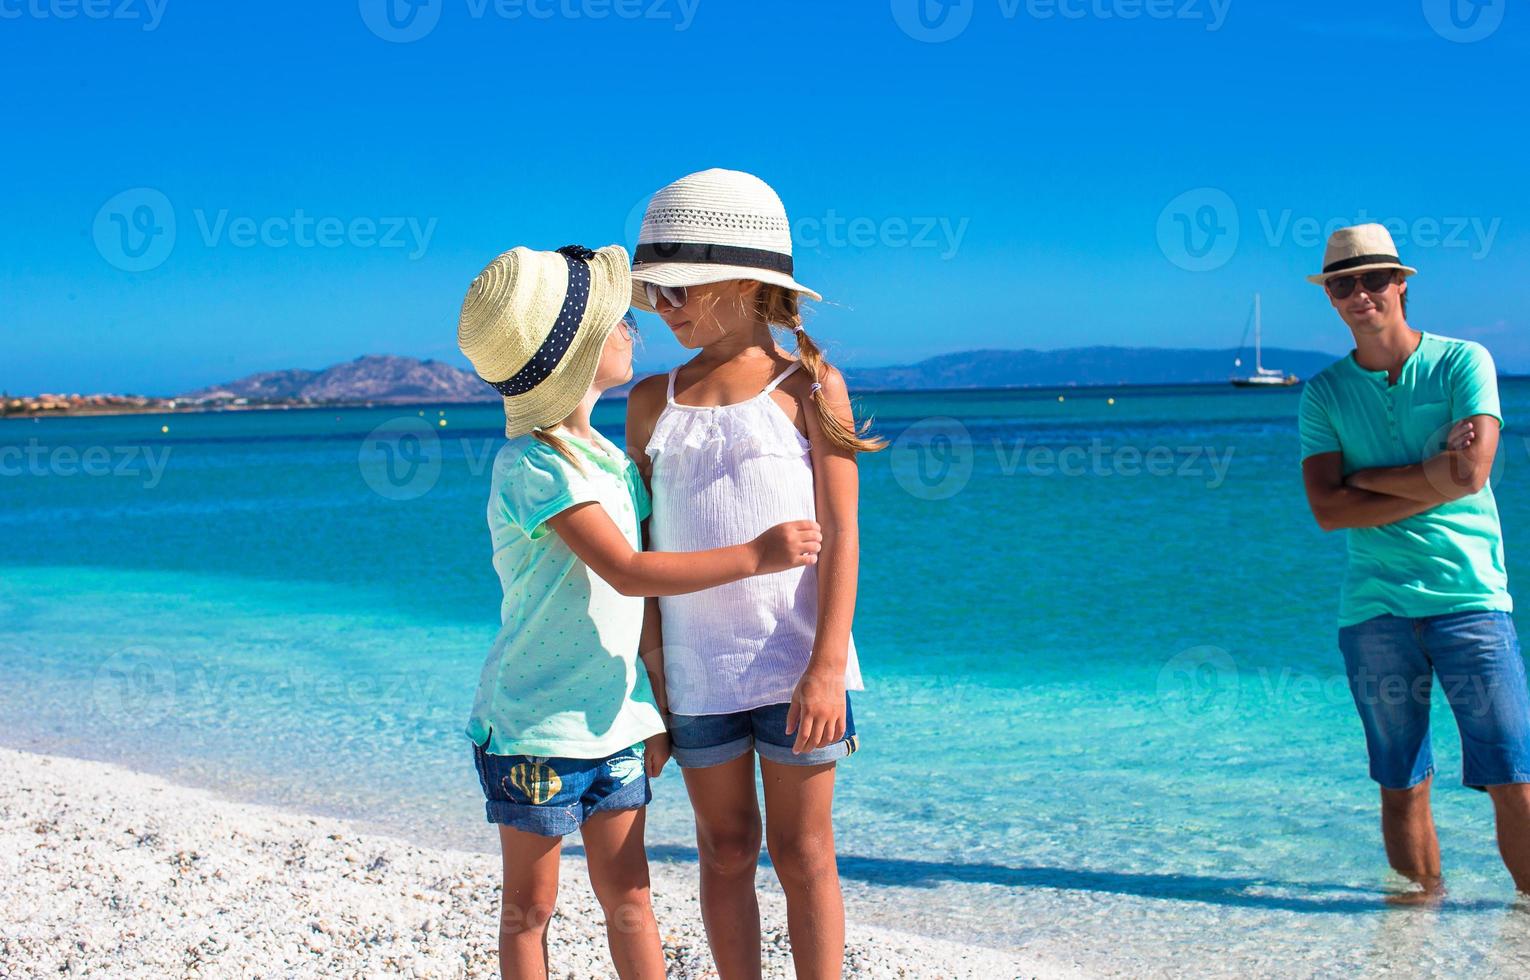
[471,740,649,837]
[668,695,859,769]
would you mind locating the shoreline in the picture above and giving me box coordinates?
[0,378,1275,422]
[2,746,1071,978]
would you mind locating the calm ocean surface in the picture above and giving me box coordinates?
[6,381,1530,975]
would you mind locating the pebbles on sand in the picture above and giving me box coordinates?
[1,748,1055,978]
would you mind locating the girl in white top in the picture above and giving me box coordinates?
[457,242,822,979]
[625,169,884,977]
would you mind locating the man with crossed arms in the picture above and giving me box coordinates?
[1299,223,1530,898]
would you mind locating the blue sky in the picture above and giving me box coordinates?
[2,0,1526,394]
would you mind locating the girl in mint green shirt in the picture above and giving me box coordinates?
[456,243,820,978]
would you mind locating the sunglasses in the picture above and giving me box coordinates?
[644,282,688,310]
[616,310,638,340]
[1325,269,1398,300]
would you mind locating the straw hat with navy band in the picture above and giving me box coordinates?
[1307,223,1419,285]
[630,168,821,312]
[458,243,631,439]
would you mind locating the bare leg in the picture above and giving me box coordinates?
[580,807,667,979]
[496,825,563,979]
[1487,783,1530,893]
[1380,775,1444,900]
[760,758,844,979]
[682,752,763,979]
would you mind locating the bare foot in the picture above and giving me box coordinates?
[1384,876,1447,908]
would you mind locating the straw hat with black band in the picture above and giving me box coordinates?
[1307,223,1419,285]
[458,243,630,438]
[629,168,820,311]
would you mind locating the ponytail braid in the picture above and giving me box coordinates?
[754,283,886,455]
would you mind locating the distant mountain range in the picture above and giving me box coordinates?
[179,346,1347,404]
[181,355,495,404]
[842,346,1343,390]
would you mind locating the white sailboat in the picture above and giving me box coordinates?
[1230,293,1299,387]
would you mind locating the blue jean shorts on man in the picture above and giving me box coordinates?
[472,741,650,837]
[668,696,860,769]
[1340,611,1530,791]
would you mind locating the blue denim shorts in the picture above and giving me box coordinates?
[668,696,859,769]
[1339,610,1530,791]
[471,741,650,836]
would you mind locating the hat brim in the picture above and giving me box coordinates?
[629,261,822,312]
[502,244,630,439]
[1307,263,1418,285]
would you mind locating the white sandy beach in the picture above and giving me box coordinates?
[0,747,1070,979]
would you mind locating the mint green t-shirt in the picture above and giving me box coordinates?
[1298,332,1511,627]
[465,429,665,758]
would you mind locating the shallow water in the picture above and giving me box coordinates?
[6,382,1530,974]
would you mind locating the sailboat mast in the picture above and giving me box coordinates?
[1254,292,1263,372]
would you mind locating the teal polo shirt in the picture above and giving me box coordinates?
[1299,332,1511,627]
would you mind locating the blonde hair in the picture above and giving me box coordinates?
[754,284,886,455]
[531,427,583,470]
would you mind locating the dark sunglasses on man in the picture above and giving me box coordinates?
[1325,269,1398,300]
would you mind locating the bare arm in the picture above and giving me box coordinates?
[1346,415,1498,504]
[787,366,861,753]
[1301,452,1438,531]
[625,374,670,707]
[548,503,817,596]
[625,375,672,776]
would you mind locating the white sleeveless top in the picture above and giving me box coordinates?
[647,361,864,716]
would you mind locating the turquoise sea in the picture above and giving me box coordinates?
[6,382,1530,976]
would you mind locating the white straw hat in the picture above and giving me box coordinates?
[457,244,630,438]
[629,168,821,312]
[1307,223,1418,285]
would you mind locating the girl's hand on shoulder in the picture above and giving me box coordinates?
[645,731,671,779]
[785,668,847,755]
